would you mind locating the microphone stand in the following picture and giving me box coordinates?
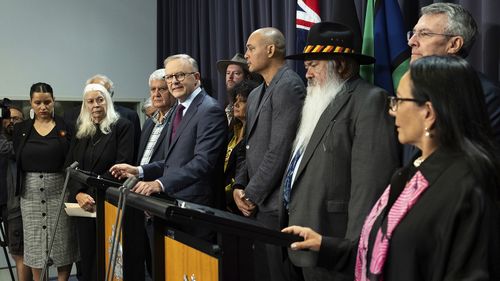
[39,161,79,281]
[106,176,138,281]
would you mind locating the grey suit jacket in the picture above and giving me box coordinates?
[280,77,400,268]
[142,89,227,206]
[235,65,305,213]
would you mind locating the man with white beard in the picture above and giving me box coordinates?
[280,22,400,281]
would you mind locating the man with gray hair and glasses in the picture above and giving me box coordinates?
[407,2,500,149]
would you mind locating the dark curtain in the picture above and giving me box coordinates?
[157,0,500,104]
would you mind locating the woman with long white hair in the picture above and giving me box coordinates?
[66,83,134,281]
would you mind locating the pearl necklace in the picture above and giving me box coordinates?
[413,156,425,167]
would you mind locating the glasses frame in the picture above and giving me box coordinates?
[387,96,425,112]
[407,30,456,41]
[9,116,23,122]
[164,72,196,83]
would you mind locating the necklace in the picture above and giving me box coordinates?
[413,157,425,167]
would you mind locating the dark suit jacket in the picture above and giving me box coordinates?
[478,72,500,145]
[136,108,174,165]
[279,77,400,270]
[12,115,71,195]
[142,89,227,207]
[63,104,141,162]
[234,65,305,213]
[65,118,134,197]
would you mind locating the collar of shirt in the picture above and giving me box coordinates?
[150,107,173,125]
[178,86,202,116]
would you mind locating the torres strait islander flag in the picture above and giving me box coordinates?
[360,0,410,95]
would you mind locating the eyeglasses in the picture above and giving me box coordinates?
[387,96,425,111]
[164,72,196,83]
[407,30,456,41]
[9,116,23,122]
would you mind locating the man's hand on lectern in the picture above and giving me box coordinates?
[132,180,161,196]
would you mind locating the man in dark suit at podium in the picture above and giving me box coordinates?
[110,54,227,213]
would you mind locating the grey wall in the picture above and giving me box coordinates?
[0,0,156,102]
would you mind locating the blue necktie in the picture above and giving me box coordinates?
[283,146,303,210]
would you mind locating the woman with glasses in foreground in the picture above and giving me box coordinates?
[283,56,500,281]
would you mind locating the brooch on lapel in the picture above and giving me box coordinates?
[58,130,67,138]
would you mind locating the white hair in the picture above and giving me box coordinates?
[141,97,153,114]
[76,83,120,139]
[293,62,345,150]
[149,68,165,85]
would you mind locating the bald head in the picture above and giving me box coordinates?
[253,27,286,58]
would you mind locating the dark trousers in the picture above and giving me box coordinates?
[76,217,97,281]
[255,210,303,281]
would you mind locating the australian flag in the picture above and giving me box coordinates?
[295,0,321,77]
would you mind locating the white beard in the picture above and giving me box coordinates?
[293,75,344,151]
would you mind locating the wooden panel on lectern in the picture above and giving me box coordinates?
[104,201,123,281]
[165,236,218,281]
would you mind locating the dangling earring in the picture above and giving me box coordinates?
[424,127,432,137]
[52,110,55,119]
[29,109,35,119]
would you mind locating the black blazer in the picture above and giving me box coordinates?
[12,115,71,195]
[65,118,134,198]
[478,72,500,145]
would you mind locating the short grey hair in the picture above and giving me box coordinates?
[86,74,115,96]
[163,54,199,72]
[421,3,477,58]
[149,68,165,85]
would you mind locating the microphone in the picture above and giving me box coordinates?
[75,167,99,178]
[123,176,139,190]
[66,161,79,171]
